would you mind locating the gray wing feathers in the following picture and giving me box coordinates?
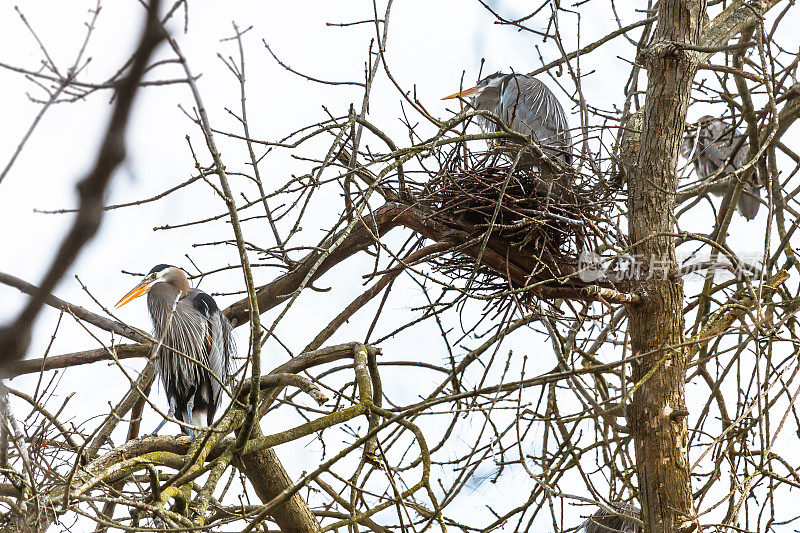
[512,78,567,135]
[501,77,571,158]
[474,74,572,163]
[207,311,234,411]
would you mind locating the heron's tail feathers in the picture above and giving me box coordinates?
[737,187,760,221]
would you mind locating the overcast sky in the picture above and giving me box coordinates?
[1,1,796,531]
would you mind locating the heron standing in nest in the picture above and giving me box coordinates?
[443,71,573,165]
[680,115,761,220]
[116,264,234,436]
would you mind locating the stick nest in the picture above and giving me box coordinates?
[411,143,621,294]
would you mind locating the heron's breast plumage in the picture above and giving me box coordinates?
[147,284,232,419]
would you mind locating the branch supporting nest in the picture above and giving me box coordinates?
[409,144,623,304]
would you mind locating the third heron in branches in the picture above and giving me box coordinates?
[680,115,761,220]
[443,71,573,164]
[116,264,234,436]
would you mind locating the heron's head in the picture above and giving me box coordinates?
[441,72,506,101]
[114,264,186,308]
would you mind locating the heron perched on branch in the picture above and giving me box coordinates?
[115,264,234,436]
[443,71,573,164]
[680,115,761,220]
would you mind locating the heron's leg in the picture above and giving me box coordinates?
[151,396,177,436]
[184,395,195,438]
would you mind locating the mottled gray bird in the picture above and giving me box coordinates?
[443,72,572,164]
[680,115,760,220]
[582,502,640,533]
[116,264,234,436]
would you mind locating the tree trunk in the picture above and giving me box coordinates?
[627,1,704,532]
[238,425,322,532]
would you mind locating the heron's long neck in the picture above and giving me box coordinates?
[147,282,180,322]
[146,279,191,328]
[170,273,191,295]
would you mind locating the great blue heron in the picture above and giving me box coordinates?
[115,264,234,436]
[443,71,572,164]
[680,115,761,220]
[582,502,641,533]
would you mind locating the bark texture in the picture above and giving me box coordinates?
[626,1,705,532]
[238,425,322,532]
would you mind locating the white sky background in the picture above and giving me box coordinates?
[0,1,797,531]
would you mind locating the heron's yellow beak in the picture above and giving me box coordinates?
[442,85,480,100]
[115,279,153,308]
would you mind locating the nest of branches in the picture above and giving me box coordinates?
[412,141,620,295]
